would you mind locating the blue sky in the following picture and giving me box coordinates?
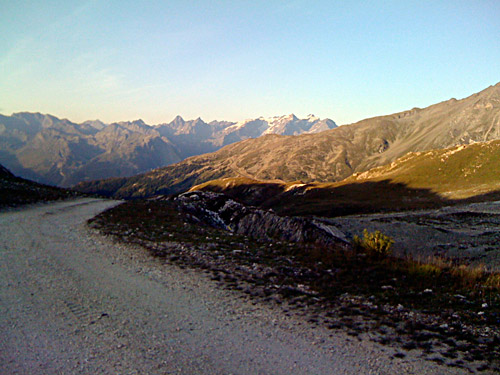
[1,1,499,125]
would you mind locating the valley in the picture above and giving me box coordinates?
[3,2,499,374]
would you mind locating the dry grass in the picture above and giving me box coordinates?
[450,264,486,287]
[408,263,443,278]
[485,274,500,289]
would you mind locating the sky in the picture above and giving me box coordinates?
[1,1,499,125]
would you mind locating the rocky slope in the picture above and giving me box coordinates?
[156,114,336,159]
[0,113,335,187]
[0,113,182,186]
[75,82,500,198]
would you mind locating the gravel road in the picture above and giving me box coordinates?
[0,198,467,374]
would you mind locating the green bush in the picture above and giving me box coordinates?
[353,229,394,257]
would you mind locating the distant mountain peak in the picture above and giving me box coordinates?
[264,113,298,122]
[133,119,146,126]
[224,114,336,140]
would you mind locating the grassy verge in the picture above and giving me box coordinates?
[89,198,500,372]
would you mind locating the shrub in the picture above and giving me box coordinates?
[353,229,394,258]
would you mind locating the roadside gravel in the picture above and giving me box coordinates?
[0,198,470,374]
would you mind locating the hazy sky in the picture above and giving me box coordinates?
[1,1,499,125]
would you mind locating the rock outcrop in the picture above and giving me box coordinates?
[174,191,348,246]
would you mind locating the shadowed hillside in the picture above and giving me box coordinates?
[192,178,453,217]
[0,164,79,208]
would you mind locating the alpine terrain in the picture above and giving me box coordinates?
[75,82,500,199]
[0,113,335,187]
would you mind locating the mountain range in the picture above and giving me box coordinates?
[0,113,335,186]
[74,82,500,199]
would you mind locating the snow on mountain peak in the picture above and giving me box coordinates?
[217,114,336,142]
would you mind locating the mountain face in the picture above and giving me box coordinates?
[0,113,182,186]
[74,82,500,198]
[0,113,335,187]
[154,114,337,158]
[218,114,337,147]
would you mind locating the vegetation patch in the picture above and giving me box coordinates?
[353,229,394,258]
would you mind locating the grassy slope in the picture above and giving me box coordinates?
[191,140,500,217]
[345,139,500,199]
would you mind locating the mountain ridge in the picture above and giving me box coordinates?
[0,112,335,186]
[74,82,500,198]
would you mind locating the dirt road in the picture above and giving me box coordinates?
[0,198,466,374]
